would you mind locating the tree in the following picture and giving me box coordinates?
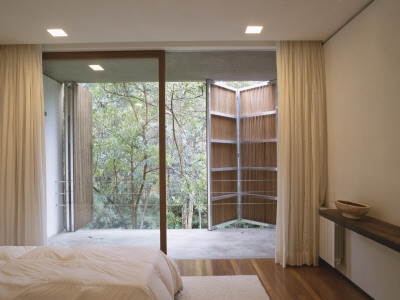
[84,81,207,230]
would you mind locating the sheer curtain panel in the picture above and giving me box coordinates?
[0,45,47,246]
[275,41,327,267]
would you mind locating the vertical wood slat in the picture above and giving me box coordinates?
[211,143,237,168]
[211,171,237,198]
[241,170,277,224]
[241,143,277,168]
[241,115,276,140]
[73,83,93,231]
[212,198,237,224]
[240,84,276,116]
[211,116,236,140]
[241,197,277,224]
[210,86,236,115]
[241,170,277,197]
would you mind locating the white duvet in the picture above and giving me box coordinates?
[0,245,183,300]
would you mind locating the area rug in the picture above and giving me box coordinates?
[174,275,270,300]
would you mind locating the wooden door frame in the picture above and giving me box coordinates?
[43,51,167,254]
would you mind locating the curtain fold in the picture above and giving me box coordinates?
[275,41,327,267]
[0,45,47,246]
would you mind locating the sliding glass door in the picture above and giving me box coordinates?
[43,52,167,253]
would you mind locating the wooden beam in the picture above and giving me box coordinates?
[159,52,167,254]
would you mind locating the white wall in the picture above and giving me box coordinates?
[43,75,64,238]
[324,0,400,299]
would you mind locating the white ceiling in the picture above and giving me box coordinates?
[0,0,372,50]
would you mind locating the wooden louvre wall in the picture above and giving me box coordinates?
[241,170,277,224]
[240,83,276,115]
[211,116,236,140]
[210,86,237,226]
[208,82,277,228]
[210,86,236,115]
[73,83,94,231]
[240,84,277,225]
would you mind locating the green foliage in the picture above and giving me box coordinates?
[83,82,207,230]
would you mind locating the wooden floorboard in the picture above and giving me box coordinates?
[175,258,371,300]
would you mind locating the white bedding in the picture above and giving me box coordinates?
[0,245,183,300]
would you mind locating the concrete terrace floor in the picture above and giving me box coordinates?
[48,228,276,259]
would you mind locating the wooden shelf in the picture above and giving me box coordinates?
[240,138,277,144]
[211,139,237,144]
[240,110,276,119]
[319,209,400,253]
[210,111,236,118]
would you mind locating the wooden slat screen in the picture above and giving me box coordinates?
[239,83,277,225]
[73,83,93,231]
[240,84,276,115]
[209,84,238,227]
[210,86,236,115]
[208,82,277,227]
[211,116,236,140]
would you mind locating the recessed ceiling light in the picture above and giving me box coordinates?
[89,65,104,71]
[245,26,263,34]
[47,29,68,37]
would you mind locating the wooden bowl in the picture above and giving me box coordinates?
[335,200,370,219]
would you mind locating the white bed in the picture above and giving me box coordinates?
[0,245,183,300]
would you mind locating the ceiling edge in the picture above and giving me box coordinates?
[42,41,277,52]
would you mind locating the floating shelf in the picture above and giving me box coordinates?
[210,111,236,118]
[241,167,277,171]
[240,138,277,144]
[240,110,277,119]
[320,209,400,253]
[211,139,237,144]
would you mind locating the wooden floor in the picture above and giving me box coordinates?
[175,258,371,300]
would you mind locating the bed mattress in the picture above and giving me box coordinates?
[0,245,183,300]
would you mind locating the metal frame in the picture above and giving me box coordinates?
[64,82,75,232]
[240,110,276,119]
[236,89,242,222]
[206,80,213,230]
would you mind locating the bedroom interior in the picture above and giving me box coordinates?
[1,0,399,299]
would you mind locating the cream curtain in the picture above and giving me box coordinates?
[275,41,327,267]
[0,45,47,246]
